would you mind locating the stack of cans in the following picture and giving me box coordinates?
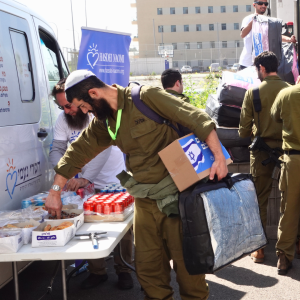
[100,183,127,194]
[84,192,134,215]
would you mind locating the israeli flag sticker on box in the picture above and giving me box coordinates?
[159,133,232,192]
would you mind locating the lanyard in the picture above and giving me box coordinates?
[106,109,122,140]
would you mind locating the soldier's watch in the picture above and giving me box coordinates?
[51,184,62,192]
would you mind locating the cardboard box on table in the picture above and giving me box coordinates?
[32,220,76,247]
[158,133,232,192]
[0,231,23,253]
[44,209,84,231]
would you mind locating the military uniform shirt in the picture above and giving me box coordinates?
[54,85,215,184]
[239,76,290,139]
[165,89,190,103]
[271,84,300,151]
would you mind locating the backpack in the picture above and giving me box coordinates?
[130,85,192,138]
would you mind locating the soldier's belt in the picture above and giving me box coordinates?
[284,150,300,155]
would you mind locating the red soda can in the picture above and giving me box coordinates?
[102,202,112,215]
[77,188,85,199]
[114,201,124,214]
[94,203,103,214]
[83,201,93,212]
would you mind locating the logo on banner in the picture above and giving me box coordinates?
[6,158,17,199]
[87,43,99,69]
[253,32,263,56]
[181,139,205,172]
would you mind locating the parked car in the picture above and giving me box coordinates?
[0,0,69,288]
[192,66,202,73]
[210,63,220,72]
[226,64,233,70]
[181,65,192,73]
[231,63,240,72]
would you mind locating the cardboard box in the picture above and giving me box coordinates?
[11,219,40,244]
[44,209,84,230]
[0,230,23,253]
[158,133,232,192]
[32,220,75,247]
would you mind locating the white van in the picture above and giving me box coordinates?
[0,0,69,287]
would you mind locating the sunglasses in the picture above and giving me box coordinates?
[254,1,269,6]
[58,103,72,110]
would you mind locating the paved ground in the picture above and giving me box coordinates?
[0,240,299,300]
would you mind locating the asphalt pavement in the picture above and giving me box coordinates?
[0,240,299,300]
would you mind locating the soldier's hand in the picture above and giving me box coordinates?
[296,76,300,85]
[290,35,297,43]
[45,191,63,219]
[66,178,89,192]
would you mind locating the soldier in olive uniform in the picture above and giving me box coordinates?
[271,83,300,275]
[239,51,290,263]
[45,70,228,300]
[161,68,190,103]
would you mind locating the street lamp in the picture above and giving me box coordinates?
[70,0,76,50]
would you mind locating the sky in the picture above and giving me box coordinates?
[17,0,138,50]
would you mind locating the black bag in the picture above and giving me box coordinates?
[217,83,246,107]
[205,94,241,128]
[227,146,250,163]
[179,173,267,275]
[216,128,251,148]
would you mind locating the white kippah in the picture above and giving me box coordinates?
[65,69,96,90]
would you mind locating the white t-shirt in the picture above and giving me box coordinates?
[239,14,255,67]
[53,112,125,188]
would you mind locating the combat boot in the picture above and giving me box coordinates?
[277,252,292,275]
[296,239,300,259]
[250,248,264,263]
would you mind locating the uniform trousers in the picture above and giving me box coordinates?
[250,140,283,230]
[276,154,300,262]
[88,228,133,275]
[134,197,209,300]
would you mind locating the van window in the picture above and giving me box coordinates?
[10,30,34,102]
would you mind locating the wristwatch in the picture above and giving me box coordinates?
[51,184,62,192]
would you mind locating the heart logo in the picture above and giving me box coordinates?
[6,171,17,199]
[87,51,99,69]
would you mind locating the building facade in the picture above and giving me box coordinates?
[132,0,255,70]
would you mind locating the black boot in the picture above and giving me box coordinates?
[118,272,133,290]
[80,273,108,289]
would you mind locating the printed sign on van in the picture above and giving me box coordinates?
[77,28,131,87]
[5,158,42,199]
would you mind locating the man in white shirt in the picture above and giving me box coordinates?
[239,0,296,69]
[50,78,133,291]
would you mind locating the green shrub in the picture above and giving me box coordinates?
[183,74,219,109]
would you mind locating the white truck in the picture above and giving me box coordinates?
[0,0,69,288]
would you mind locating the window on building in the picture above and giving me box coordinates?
[209,24,214,31]
[159,43,164,47]
[235,40,240,47]
[221,23,226,30]
[170,7,175,14]
[187,61,191,66]
[171,25,176,32]
[196,24,202,31]
[234,23,239,30]
[246,5,251,12]
[173,61,178,67]
[184,25,189,32]
[195,7,201,14]
[223,59,228,66]
[158,25,163,32]
[197,42,202,49]
[208,6,213,13]
[172,43,177,50]
[233,5,238,12]
[185,42,190,49]
[198,60,203,66]
[157,8,162,15]
[212,59,216,63]
[210,41,215,48]
[222,41,227,48]
[183,7,188,14]
[221,6,226,13]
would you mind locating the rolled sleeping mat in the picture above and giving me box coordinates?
[216,127,251,148]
